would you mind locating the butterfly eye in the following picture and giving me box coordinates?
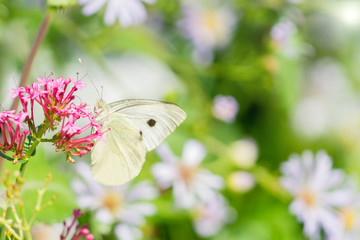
[94,101,105,114]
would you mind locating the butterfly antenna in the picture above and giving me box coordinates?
[78,58,101,98]
[11,76,18,87]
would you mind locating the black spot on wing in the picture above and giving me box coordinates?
[147,119,156,127]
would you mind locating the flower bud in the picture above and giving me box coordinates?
[85,234,94,240]
[227,171,255,193]
[80,228,89,235]
[227,139,258,169]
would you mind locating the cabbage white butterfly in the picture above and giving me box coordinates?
[91,99,186,185]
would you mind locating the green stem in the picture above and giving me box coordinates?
[200,135,228,156]
[17,119,51,179]
[19,161,28,178]
[25,230,32,240]
[8,120,51,240]
[250,166,291,202]
[0,10,54,237]
[28,175,51,227]
[0,209,10,240]
[27,120,51,159]
[0,9,54,175]
[23,215,32,240]
[0,218,22,240]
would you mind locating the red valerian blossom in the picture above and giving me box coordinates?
[0,110,29,162]
[60,209,94,240]
[54,102,103,162]
[4,73,103,163]
[10,73,87,126]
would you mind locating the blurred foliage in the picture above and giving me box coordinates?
[1,0,360,239]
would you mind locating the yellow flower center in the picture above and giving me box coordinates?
[101,191,123,214]
[203,11,219,32]
[340,208,356,230]
[179,165,198,185]
[299,189,317,207]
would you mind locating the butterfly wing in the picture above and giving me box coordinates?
[108,99,186,151]
[91,112,146,185]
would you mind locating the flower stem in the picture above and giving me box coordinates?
[0,10,53,175]
[25,119,51,158]
[250,166,291,202]
[11,10,53,111]
[0,210,10,240]
[19,161,28,178]
[28,174,52,227]
[25,230,32,240]
[14,118,50,182]
[0,218,22,240]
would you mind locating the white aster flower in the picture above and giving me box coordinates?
[212,95,239,123]
[72,162,158,240]
[193,194,235,237]
[152,140,224,209]
[328,180,360,240]
[114,224,142,240]
[178,1,237,64]
[291,59,360,141]
[78,0,155,27]
[333,201,360,240]
[280,150,352,239]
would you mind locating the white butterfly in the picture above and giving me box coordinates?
[91,99,186,186]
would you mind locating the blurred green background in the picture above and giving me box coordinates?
[2,0,360,239]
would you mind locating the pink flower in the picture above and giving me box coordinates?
[6,74,103,162]
[9,87,25,99]
[60,209,94,240]
[62,115,81,134]
[0,110,30,161]
[54,103,102,162]
[212,95,239,123]
[11,74,87,127]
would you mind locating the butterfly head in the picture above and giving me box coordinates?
[94,99,110,125]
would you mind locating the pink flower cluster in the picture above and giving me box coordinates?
[4,73,102,162]
[54,102,102,162]
[60,209,94,240]
[0,110,29,160]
